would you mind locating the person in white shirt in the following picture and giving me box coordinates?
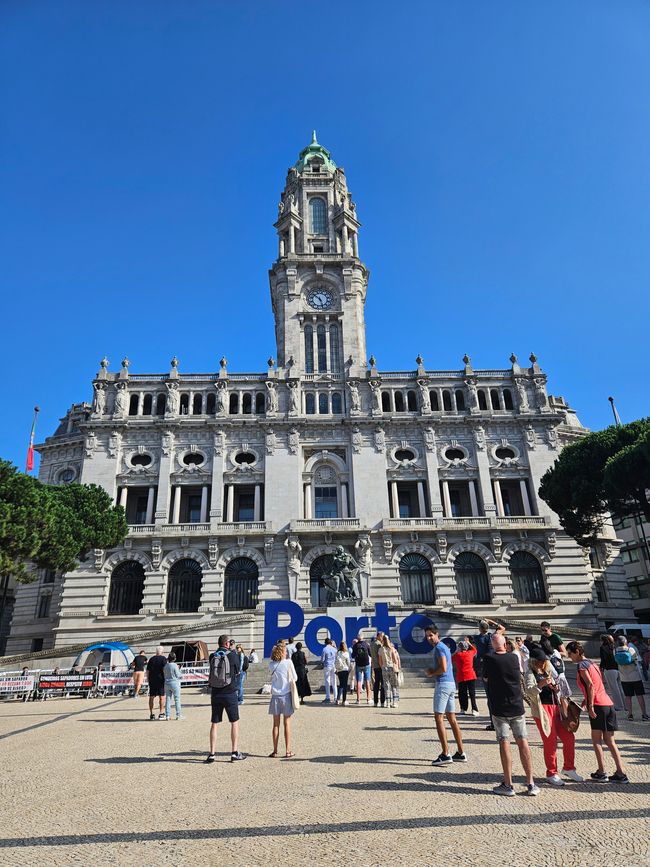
[334,642,351,705]
[248,649,259,664]
[286,639,297,659]
[268,643,297,758]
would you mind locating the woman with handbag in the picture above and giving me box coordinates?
[379,634,401,709]
[334,641,351,705]
[525,646,583,786]
[268,642,297,758]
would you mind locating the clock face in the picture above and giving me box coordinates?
[307,287,334,310]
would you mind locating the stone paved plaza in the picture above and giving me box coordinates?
[1,687,649,866]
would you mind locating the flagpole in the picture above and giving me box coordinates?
[26,406,40,473]
[607,396,621,427]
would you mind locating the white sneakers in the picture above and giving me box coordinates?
[546,774,565,787]
[563,769,584,783]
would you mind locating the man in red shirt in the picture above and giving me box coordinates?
[452,638,479,716]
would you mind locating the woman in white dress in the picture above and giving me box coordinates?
[268,642,297,758]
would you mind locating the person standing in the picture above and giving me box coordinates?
[370,631,386,708]
[335,641,351,705]
[425,626,466,765]
[615,635,649,721]
[540,622,566,655]
[292,641,311,704]
[205,634,247,764]
[236,644,249,705]
[525,647,582,785]
[131,650,147,698]
[474,618,505,731]
[248,649,259,665]
[599,635,624,711]
[566,640,628,783]
[352,635,372,705]
[146,646,167,720]
[453,639,479,715]
[380,634,401,709]
[268,642,297,758]
[483,633,539,796]
[163,652,183,720]
[321,638,337,703]
[285,638,297,660]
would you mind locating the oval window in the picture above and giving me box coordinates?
[395,449,415,462]
[131,454,152,467]
[495,447,516,460]
[445,448,465,461]
[59,468,76,482]
[234,452,256,465]
[182,452,204,466]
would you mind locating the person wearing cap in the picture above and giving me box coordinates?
[525,646,583,786]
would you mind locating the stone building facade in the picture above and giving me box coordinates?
[6,134,635,657]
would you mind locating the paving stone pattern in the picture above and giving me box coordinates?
[1,686,649,866]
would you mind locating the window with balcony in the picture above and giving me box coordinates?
[305,393,316,414]
[124,487,153,525]
[305,325,314,373]
[108,561,145,615]
[399,553,435,605]
[509,551,546,603]
[454,552,490,604]
[156,394,166,415]
[224,557,259,610]
[142,394,153,415]
[315,486,338,518]
[167,558,202,613]
[309,197,327,234]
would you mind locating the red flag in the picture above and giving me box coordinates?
[26,407,39,473]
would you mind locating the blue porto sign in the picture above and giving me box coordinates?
[264,600,452,658]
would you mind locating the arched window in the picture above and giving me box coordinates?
[304,325,314,373]
[442,390,452,412]
[329,324,340,373]
[128,394,139,416]
[394,392,405,412]
[478,389,488,411]
[206,393,216,414]
[310,197,327,234]
[429,390,439,411]
[318,392,329,414]
[167,558,202,613]
[156,394,166,416]
[305,393,316,414]
[313,465,339,518]
[142,394,153,415]
[381,391,391,412]
[454,552,490,604]
[180,393,190,415]
[331,392,342,414]
[399,553,435,605]
[510,551,546,603]
[455,389,465,411]
[229,393,239,414]
[490,389,500,410]
[108,561,145,615]
[242,393,252,414]
[317,325,327,372]
[224,557,259,610]
[503,388,514,411]
[192,394,203,415]
[255,392,265,414]
[310,554,336,608]
[407,390,417,412]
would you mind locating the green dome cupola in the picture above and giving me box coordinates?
[294,130,337,173]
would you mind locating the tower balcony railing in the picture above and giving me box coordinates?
[127,520,272,536]
[381,516,551,531]
[290,518,362,531]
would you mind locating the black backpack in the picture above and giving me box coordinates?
[242,655,249,672]
[355,643,370,667]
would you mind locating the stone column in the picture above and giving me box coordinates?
[475,448,497,517]
[172,486,181,524]
[493,480,505,517]
[200,485,209,523]
[289,226,295,254]
[352,232,358,257]
[519,479,532,516]
[390,481,399,519]
[304,483,312,519]
[441,480,452,518]
[342,224,349,254]
[226,484,235,522]
[119,487,128,510]
[145,486,155,524]
[253,484,261,522]
[468,480,479,517]
[417,480,427,518]
[341,483,349,519]
[155,432,174,524]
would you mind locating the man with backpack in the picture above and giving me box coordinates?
[205,634,247,764]
[352,634,372,705]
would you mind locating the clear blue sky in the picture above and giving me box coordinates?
[1,0,648,472]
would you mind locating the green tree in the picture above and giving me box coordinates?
[539,418,650,543]
[0,459,127,582]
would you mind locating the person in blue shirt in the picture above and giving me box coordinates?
[425,626,466,766]
[320,638,337,703]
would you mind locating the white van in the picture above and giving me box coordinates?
[608,623,650,642]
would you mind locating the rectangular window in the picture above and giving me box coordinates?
[187,495,202,523]
[43,570,56,584]
[622,548,640,564]
[304,327,314,373]
[317,326,327,373]
[37,595,51,619]
[134,496,148,525]
[315,486,338,519]
[31,638,43,653]
[398,490,414,518]
[594,580,607,603]
[236,492,255,522]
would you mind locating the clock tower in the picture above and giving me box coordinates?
[269,133,369,378]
